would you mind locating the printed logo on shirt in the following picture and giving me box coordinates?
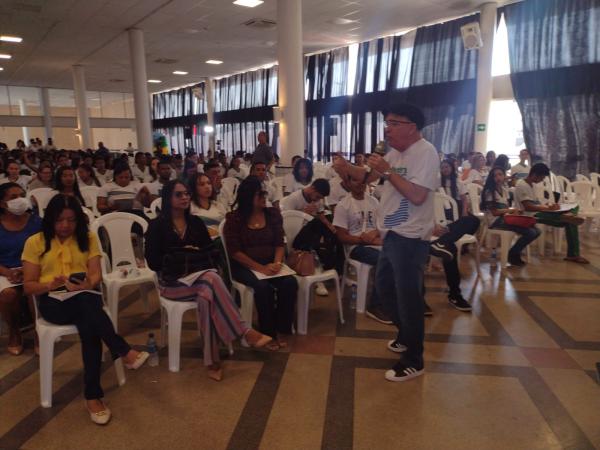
[383,198,409,227]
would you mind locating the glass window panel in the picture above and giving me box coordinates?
[86,91,102,118]
[9,86,41,115]
[49,89,76,117]
[0,86,10,115]
[124,93,135,118]
[100,92,126,118]
[92,128,137,150]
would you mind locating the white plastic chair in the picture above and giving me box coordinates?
[575,174,591,183]
[340,246,374,314]
[556,175,575,202]
[144,197,162,220]
[159,295,199,372]
[80,185,101,217]
[90,212,157,330]
[485,228,518,270]
[570,181,600,230]
[33,295,125,408]
[27,188,57,218]
[433,193,481,276]
[218,220,255,332]
[280,210,344,335]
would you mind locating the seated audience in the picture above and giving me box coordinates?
[77,164,101,187]
[327,176,351,210]
[332,174,391,323]
[28,161,54,190]
[131,152,153,183]
[22,195,148,425]
[224,177,297,350]
[97,162,151,215]
[440,159,469,217]
[280,178,330,214]
[55,166,86,205]
[461,152,486,186]
[147,157,173,198]
[227,156,248,180]
[283,157,313,195]
[145,180,271,380]
[481,167,540,266]
[0,182,41,355]
[513,163,588,264]
[1,160,31,189]
[250,162,281,208]
[189,173,226,224]
[93,156,112,185]
[510,149,531,181]
[485,151,496,170]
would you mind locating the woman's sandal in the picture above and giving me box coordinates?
[244,329,273,348]
[265,342,281,352]
[207,364,223,381]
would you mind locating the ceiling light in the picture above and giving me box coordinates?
[148,79,162,83]
[233,0,264,7]
[0,67,3,71]
[173,70,188,75]
[0,36,22,43]
[0,54,12,59]
[205,60,223,65]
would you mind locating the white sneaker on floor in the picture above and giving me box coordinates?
[315,282,328,296]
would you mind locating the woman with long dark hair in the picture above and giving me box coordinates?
[223,176,297,350]
[440,159,468,217]
[77,163,101,187]
[481,167,540,266]
[284,157,313,195]
[188,173,226,223]
[22,194,148,425]
[145,180,271,380]
[0,182,41,355]
[54,165,85,205]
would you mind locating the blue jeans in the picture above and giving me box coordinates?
[376,232,430,366]
[349,245,382,309]
[490,218,541,257]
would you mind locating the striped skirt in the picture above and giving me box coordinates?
[159,271,248,366]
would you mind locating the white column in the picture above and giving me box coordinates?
[40,87,53,141]
[18,99,30,143]
[128,28,153,153]
[474,2,498,153]
[205,78,215,157]
[277,0,305,165]
[72,65,93,149]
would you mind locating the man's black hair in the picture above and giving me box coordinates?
[529,162,550,178]
[382,102,426,130]
[311,178,330,197]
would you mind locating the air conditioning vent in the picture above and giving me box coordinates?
[243,18,276,29]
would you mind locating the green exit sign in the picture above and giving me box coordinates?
[477,123,486,132]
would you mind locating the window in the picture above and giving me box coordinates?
[49,89,76,117]
[487,99,524,165]
[492,14,511,77]
[0,86,9,115]
[8,86,41,115]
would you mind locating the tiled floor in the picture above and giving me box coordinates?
[1,232,600,450]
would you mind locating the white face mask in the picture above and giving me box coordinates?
[6,197,31,215]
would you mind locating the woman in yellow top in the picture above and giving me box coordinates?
[22,194,149,425]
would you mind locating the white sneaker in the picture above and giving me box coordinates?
[86,402,111,425]
[315,282,328,296]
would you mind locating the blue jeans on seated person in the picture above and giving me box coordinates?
[349,245,382,310]
[490,217,541,258]
[376,232,430,367]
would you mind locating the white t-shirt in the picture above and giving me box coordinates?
[511,163,530,180]
[333,194,379,240]
[280,189,324,212]
[327,177,351,206]
[131,166,153,183]
[464,168,484,185]
[377,139,440,240]
[442,178,467,201]
[94,169,113,185]
[146,180,169,197]
[98,181,143,210]
[513,179,539,217]
[283,173,309,194]
[227,167,248,180]
[483,185,510,226]
[0,175,31,190]
[190,201,226,223]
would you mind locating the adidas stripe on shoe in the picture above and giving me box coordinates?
[385,362,424,382]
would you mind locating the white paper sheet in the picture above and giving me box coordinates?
[48,290,102,301]
[178,269,217,286]
[251,264,296,280]
[556,203,578,213]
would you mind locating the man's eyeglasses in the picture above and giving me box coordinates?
[384,120,413,127]
[173,191,191,198]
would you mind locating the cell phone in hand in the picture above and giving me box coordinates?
[68,272,86,284]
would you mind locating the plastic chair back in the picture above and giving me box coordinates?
[575,174,590,183]
[281,210,313,253]
[218,219,236,285]
[27,188,58,218]
[90,212,148,271]
[465,183,483,215]
[145,197,162,219]
[570,181,594,210]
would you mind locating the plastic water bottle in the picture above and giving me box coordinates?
[350,285,357,310]
[147,333,159,367]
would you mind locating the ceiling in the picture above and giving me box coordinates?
[0,0,506,94]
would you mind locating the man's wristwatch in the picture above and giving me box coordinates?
[381,170,392,181]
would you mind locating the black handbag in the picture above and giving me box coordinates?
[160,244,221,284]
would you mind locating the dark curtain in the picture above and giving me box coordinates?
[409,14,479,155]
[504,0,600,177]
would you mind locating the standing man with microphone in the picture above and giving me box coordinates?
[333,103,440,381]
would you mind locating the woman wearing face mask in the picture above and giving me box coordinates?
[54,166,86,206]
[189,173,226,224]
[22,194,149,424]
[0,182,41,355]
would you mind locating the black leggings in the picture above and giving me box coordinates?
[39,292,130,400]
[231,263,297,338]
